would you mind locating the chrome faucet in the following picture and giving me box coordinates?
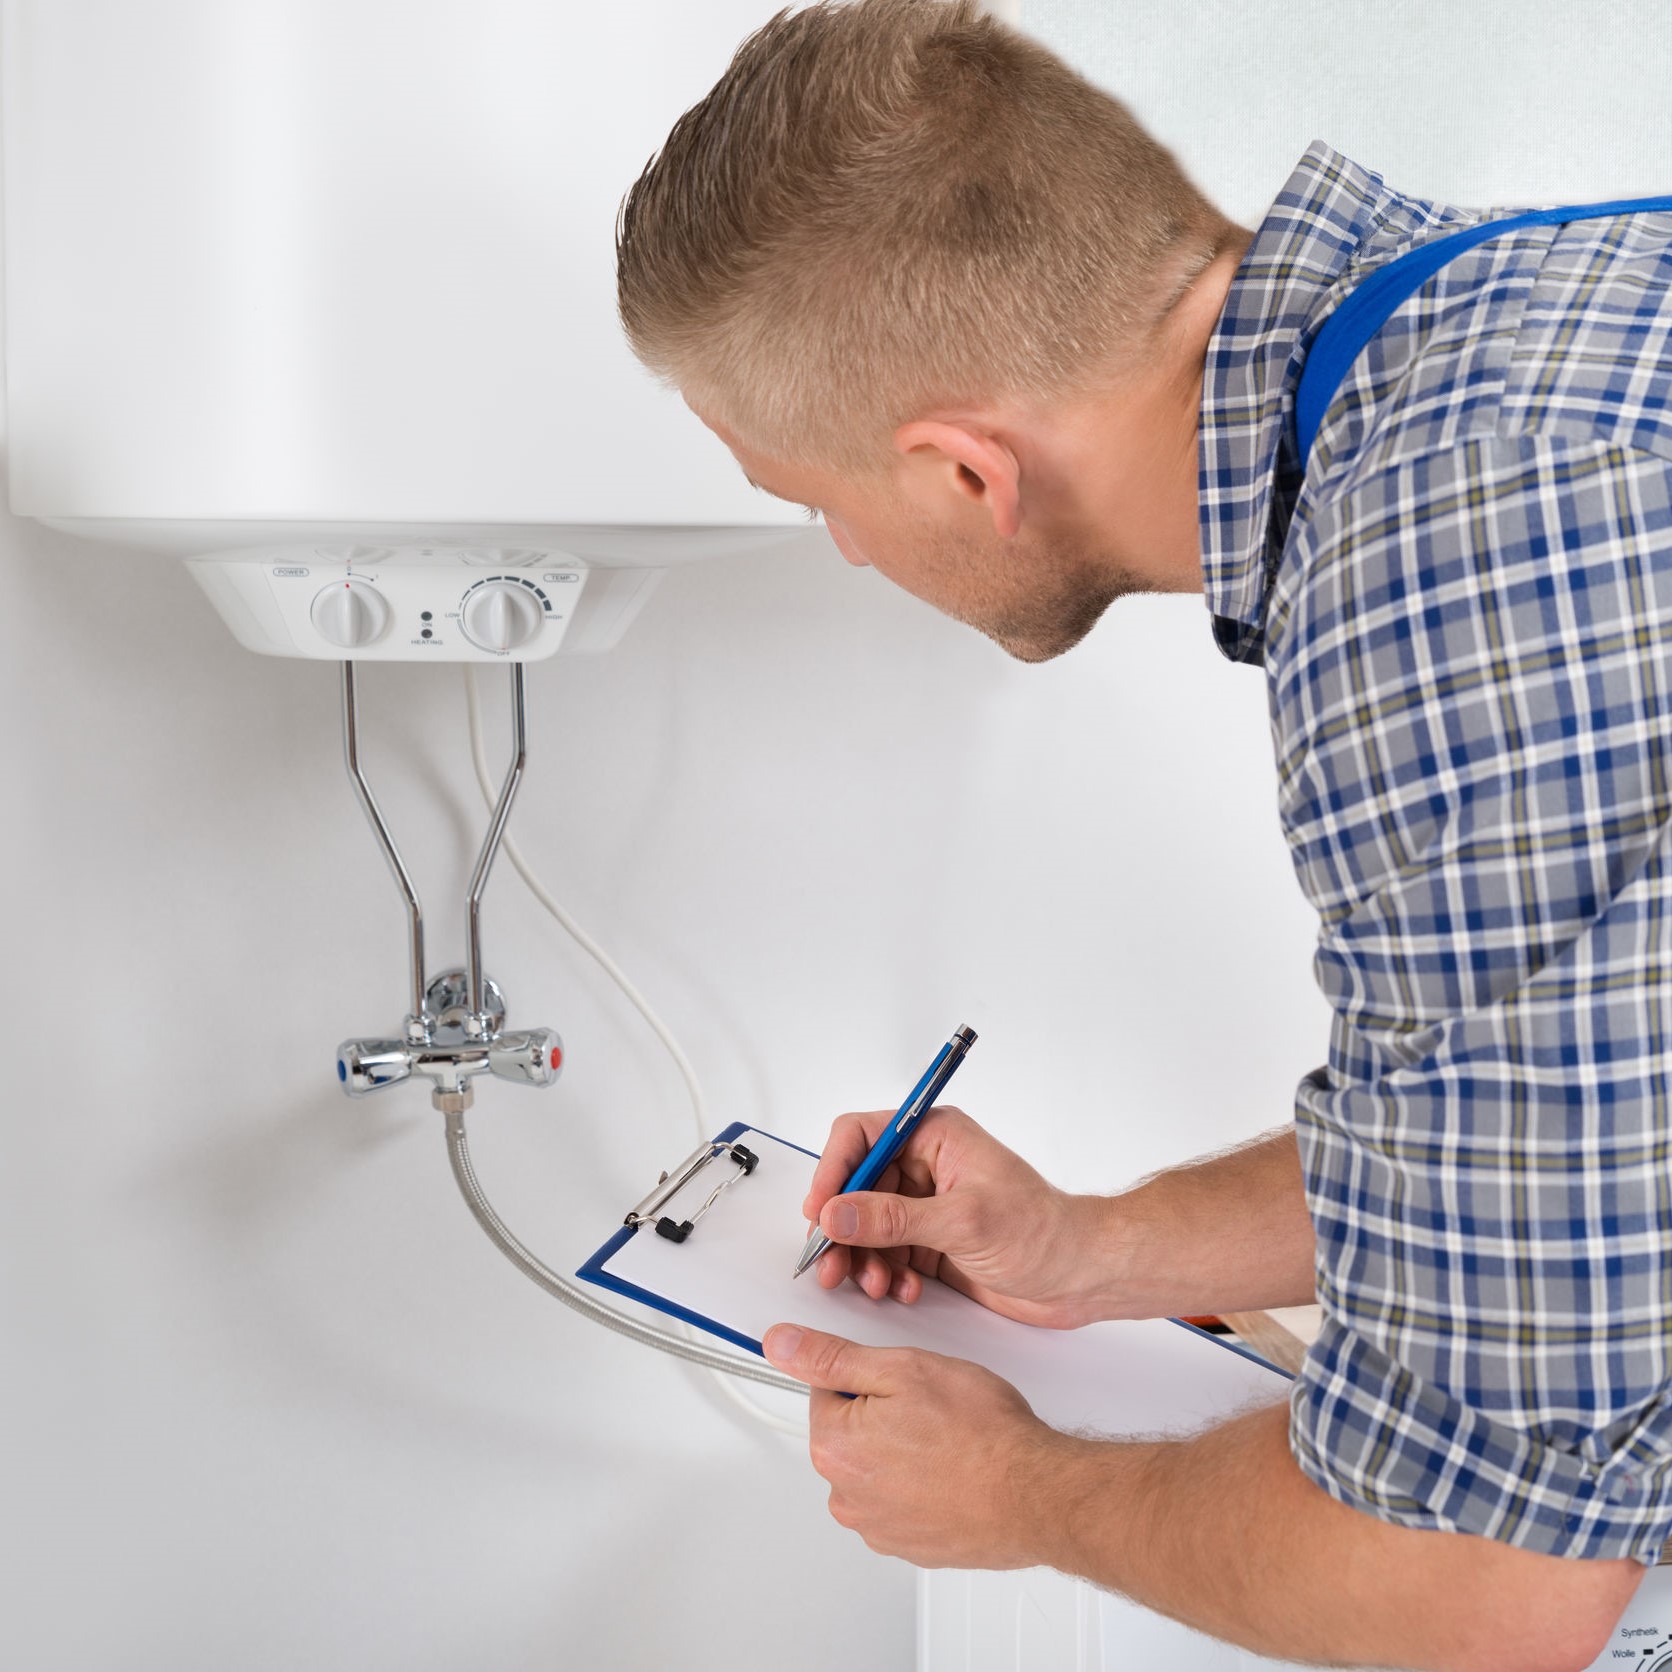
[334,661,563,1114]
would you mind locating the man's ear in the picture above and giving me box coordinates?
[893,420,1022,538]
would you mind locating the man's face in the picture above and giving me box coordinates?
[706,420,1143,663]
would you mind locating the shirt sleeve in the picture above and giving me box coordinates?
[1268,431,1672,1563]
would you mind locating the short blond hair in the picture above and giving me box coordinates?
[616,0,1229,471]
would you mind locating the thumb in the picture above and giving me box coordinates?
[822,1188,951,1251]
[761,1324,911,1394]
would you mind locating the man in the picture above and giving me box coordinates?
[615,2,1672,1666]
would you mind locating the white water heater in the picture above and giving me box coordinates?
[1,0,808,659]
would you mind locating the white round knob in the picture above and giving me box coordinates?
[460,581,544,653]
[311,580,392,648]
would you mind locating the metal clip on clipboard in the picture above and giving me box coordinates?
[624,1137,760,1244]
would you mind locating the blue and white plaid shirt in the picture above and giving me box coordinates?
[1201,142,1672,1563]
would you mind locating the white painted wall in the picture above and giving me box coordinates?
[5,3,1669,1671]
[0,519,1320,1671]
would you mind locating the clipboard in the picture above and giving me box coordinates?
[577,1123,1292,1436]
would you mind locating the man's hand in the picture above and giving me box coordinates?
[765,1324,1642,1672]
[805,1109,1321,1326]
[803,1105,1113,1327]
[762,1322,1064,1568]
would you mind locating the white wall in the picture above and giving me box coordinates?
[0,521,1320,1672]
[1025,1,1672,230]
[4,3,1668,1671]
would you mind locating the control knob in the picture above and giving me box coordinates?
[459,579,545,654]
[311,579,392,648]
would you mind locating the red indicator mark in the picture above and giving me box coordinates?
[550,1046,564,1071]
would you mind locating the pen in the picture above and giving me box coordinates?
[792,1023,977,1279]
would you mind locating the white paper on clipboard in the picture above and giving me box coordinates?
[577,1124,1291,1436]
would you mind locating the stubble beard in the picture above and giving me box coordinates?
[948,531,1150,664]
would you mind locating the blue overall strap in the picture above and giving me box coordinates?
[1294,193,1672,464]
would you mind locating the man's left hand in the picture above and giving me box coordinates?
[762,1322,1065,1568]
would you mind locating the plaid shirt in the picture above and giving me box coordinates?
[1202,142,1672,1563]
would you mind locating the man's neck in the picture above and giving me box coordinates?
[1062,227,1253,597]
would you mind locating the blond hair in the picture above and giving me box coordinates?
[616,0,1228,471]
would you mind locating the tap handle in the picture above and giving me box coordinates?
[337,1038,416,1096]
[487,1028,565,1088]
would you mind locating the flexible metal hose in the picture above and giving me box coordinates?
[443,1106,808,1396]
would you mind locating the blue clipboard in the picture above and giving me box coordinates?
[574,1123,1291,1416]
[576,1120,796,1356]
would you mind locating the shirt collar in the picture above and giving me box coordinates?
[1197,142,1410,663]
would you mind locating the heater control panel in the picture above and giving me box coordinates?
[180,545,647,661]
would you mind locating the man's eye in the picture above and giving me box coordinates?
[801,505,821,522]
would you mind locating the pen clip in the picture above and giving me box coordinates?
[892,1025,977,1134]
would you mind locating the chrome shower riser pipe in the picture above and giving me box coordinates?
[464,662,526,1035]
[341,662,430,1036]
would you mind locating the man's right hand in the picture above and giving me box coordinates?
[802,1105,1110,1329]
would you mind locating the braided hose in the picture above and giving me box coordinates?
[443,1106,808,1397]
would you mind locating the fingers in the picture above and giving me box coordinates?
[799,1104,975,1306]
[801,1103,970,1220]
[814,1243,883,1298]
[803,1109,892,1220]
[762,1323,918,1394]
[887,1261,923,1303]
[820,1186,951,1255]
[814,1243,924,1302]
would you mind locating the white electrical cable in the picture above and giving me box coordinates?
[463,665,808,1438]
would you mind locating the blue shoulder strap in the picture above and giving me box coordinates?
[1293,193,1672,464]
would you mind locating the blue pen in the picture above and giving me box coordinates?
[792,1024,977,1279]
